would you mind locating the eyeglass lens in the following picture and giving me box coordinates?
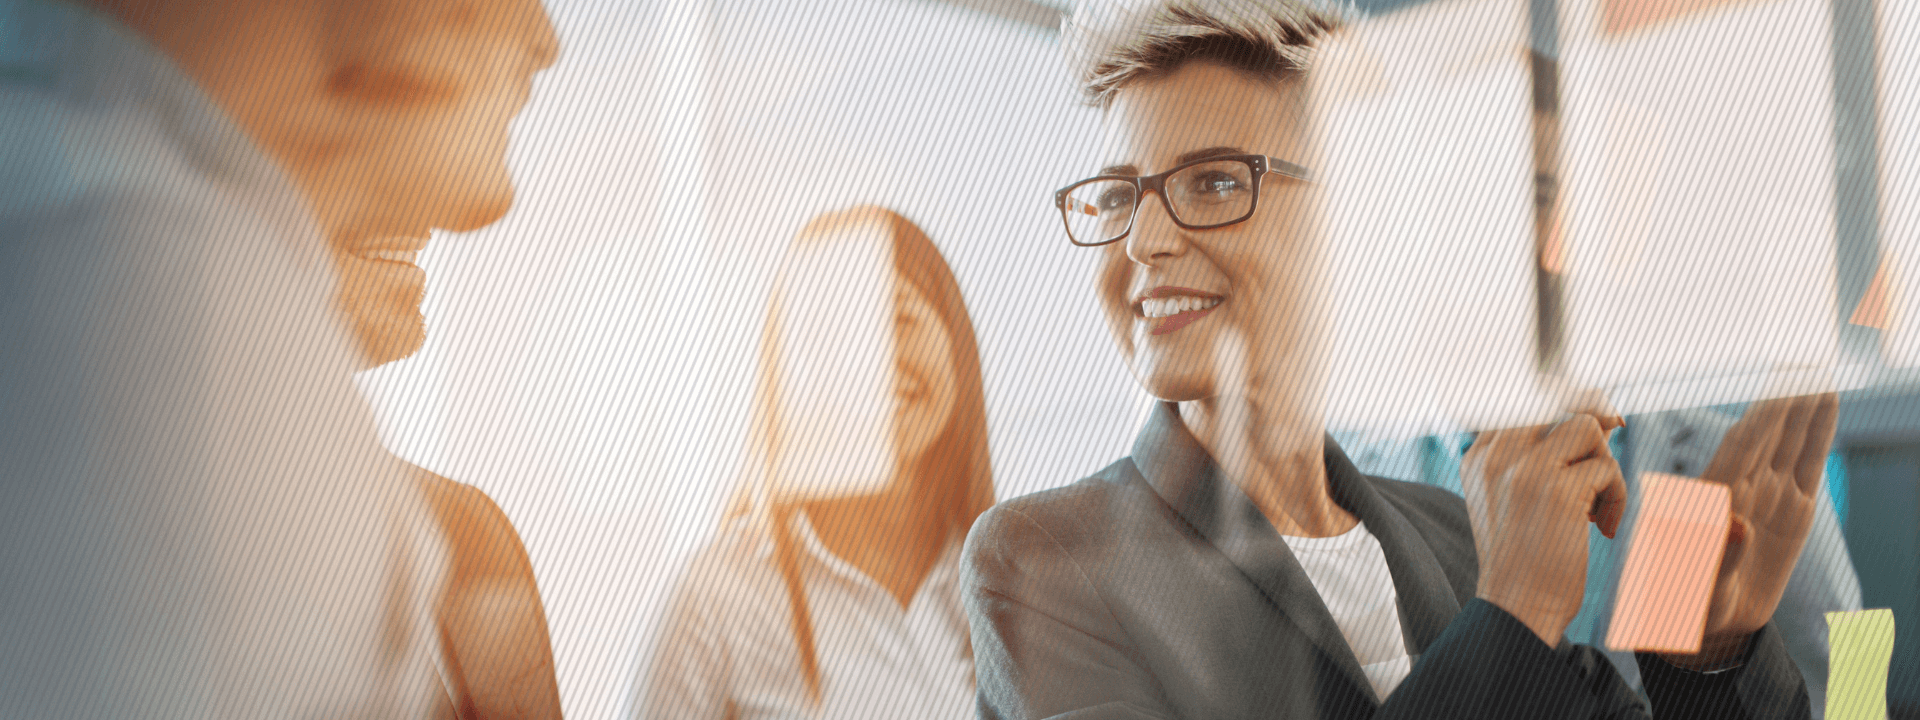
[1062,160,1258,245]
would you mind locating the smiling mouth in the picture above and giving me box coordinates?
[1135,289,1224,336]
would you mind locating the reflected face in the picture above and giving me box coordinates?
[894,279,958,465]
[311,0,561,366]
[337,237,430,368]
[1092,62,1326,402]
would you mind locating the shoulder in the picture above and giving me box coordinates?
[411,467,515,531]
[968,459,1147,553]
[647,520,804,661]
[664,521,786,615]
[408,465,539,580]
[963,458,1162,590]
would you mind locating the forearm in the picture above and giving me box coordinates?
[1637,625,1811,720]
[1381,599,1648,720]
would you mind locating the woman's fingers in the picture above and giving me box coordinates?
[1467,425,1539,471]
[1561,388,1624,431]
[1542,414,1608,467]
[1720,513,1750,576]
[1791,393,1841,495]
[1770,395,1817,475]
[1476,412,1622,540]
[1579,456,1628,539]
[1705,397,1789,483]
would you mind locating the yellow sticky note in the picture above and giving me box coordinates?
[1605,472,1731,653]
[1827,609,1897,720]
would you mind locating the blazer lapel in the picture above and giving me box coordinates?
[1320,439,1462,656]
[1133,404,1375,702]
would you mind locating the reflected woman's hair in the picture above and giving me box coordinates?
[727,206,995,702]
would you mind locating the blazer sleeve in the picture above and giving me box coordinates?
[961,505,1176,720]
[1391,602,1813,720]
[1635,622,1813,720]
[1382,599,1651,720]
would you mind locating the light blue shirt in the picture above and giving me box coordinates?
[1,1,448,717]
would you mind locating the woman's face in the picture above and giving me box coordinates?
[894,278,958,465]
[1092,62,1328,406]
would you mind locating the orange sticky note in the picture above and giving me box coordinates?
[1852,260,1892,330]
[1606,472,1732,653]
[1601,0,1760,35]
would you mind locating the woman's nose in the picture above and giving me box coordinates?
[1125,193,1187,265]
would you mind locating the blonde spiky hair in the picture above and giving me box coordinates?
[1063,0,1361,108]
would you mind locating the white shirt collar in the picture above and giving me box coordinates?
[763,510,964,610]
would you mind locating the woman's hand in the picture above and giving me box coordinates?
[1463,413,1627,646]
[1659,393,1839,671]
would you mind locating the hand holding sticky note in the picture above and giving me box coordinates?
[1606,472,1732,653]
[1827,609,1897,720]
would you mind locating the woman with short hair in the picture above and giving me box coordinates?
[961,2,1835,718]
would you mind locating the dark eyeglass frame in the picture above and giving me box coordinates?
[1052,154,1315,248]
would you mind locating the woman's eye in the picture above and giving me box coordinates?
[1195,172,1244,195]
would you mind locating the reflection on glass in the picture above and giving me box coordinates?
[631,207,994,718]
[1557,0,1838,394]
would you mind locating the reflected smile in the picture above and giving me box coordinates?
[352,249,419,266]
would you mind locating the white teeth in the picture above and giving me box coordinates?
[1139,295,1222,319]
[356,249,418,265]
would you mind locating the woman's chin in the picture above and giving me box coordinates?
[1134,371,1213,404]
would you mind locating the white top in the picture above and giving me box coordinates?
[0,1,447,717]
[1281,522,1414,702]
[631,514,974,720]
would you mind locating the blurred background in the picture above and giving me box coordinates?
[348,0,1919,717]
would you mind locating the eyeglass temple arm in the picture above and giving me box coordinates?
[1060,195,1098,217]
[1266,157,1314,183]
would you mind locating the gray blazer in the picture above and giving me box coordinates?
[962,403,1811,720]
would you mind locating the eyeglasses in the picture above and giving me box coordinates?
[1053,154,1314,248]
